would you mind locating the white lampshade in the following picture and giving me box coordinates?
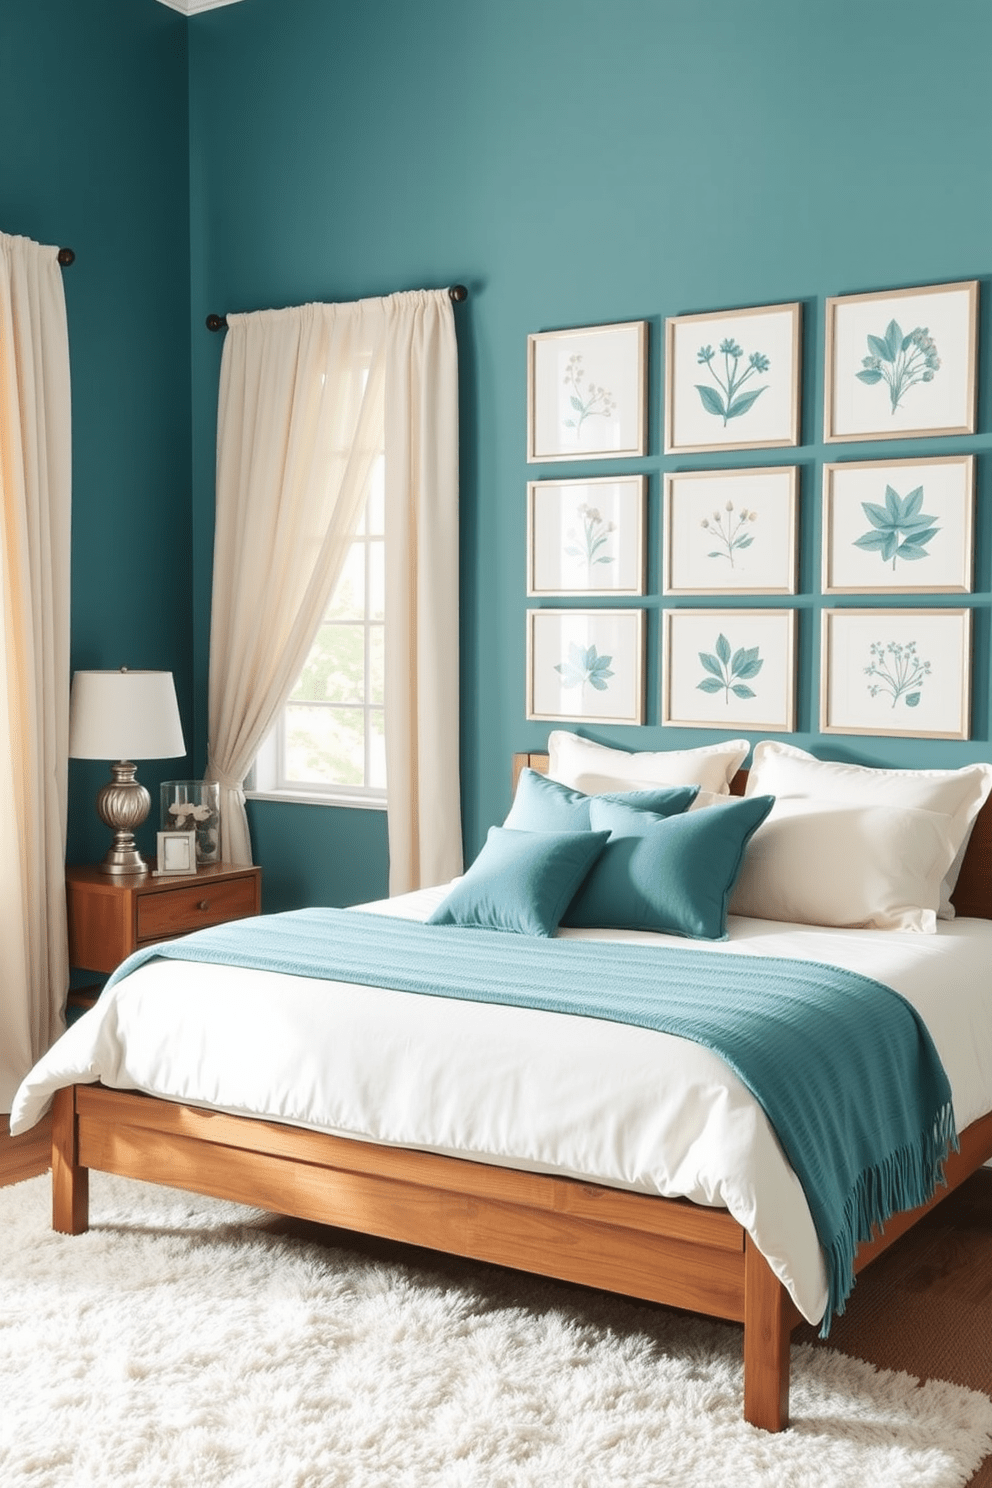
[68,669,186,761]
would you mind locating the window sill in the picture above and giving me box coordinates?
[244,788,387,812]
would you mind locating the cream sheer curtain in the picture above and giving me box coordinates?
[0,233,71,1112]
[383,291,462,893]
[206,288,462,891]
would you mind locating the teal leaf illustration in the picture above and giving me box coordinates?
[867,333,893,363]
[856,369,885,385]
[697,634,763,704]
[726,387,767,420]
[854,485,939,571]
[555,643,613,693]
[857,323,940,411]
[884,320,904,361]
[906,692,921,707]
[695,384,727,418]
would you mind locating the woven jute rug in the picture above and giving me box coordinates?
[1,1169,990,1488]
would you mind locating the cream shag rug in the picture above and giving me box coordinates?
[1,1171,990,1488]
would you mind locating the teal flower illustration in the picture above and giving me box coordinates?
[695,340,770,425]
[856,321,940,413]
[564,504,616,573]
[697,633,763,701]
[853,484,939,570]
[555,642,614,692]
[864,640,931,708]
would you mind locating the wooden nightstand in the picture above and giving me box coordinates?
[66,862,262,975]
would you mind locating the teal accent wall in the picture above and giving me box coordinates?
[188,0,992,909]
[6,1,992,911]
[1,0,194,866]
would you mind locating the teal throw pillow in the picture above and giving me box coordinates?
[503,768,698,833]
[428,825,611,936]
[563,794,775,941]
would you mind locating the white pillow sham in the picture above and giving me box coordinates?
[744,741,992,919]
[729,797,959,932]
[547,730,749,797]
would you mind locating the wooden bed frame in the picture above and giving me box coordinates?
[50,753,992,1432]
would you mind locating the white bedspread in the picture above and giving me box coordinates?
[11,888,992,1327]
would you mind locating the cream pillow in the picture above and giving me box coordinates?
[729,797,959,931]
[744,741,992,918]
[548,731,749,797]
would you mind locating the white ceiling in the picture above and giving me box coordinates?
[153,0,245,14]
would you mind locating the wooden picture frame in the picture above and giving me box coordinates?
[527,475,647,597]
[527,321,648,463]
[664,302,801,454]
[153,830,197,877]
[526,608,645,725]
[822,455,975,595]
[662,608,796,732]
[663,466,798,596]
[820,607,972,739]
[824,280,978,443]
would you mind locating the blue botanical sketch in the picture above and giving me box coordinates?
[701,499,758,568]
[695,339,770,425]
[856,321,940,413]
[565,503,616,576]
[697,633,763,702]
[864,640,931,709]
[555,642,614,698]
[563,355,616,436]
[853,484,939,570]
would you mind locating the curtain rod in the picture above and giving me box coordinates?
[58,248,75,266]
[205,283,468,332]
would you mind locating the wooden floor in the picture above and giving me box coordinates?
[0,1113,52,1188]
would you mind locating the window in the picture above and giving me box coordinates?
[248,456,386,809]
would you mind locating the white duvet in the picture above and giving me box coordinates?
[11,887,992,1327]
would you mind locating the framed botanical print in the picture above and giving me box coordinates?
[822,456,974,595]
[820,607,971,740]
[664,301,802,454]
[663,466,798,596]
[527,321,648,462]
[661,608,796,732]
[527,475,646,597]
[823,280,978,442]
[526,608,645,725]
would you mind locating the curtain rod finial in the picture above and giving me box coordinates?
[449,284,468,303]
[206,313,228,332]
[57,248,75,267]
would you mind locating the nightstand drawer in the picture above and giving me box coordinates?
[137,876,259,943]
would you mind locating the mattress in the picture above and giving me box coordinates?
[11,887,992,1327]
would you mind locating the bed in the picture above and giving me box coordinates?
[11,742,992,1433]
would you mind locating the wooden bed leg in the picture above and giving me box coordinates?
[51,1086,89,1234]
[743,1234,792,1431]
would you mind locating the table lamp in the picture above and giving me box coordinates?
[68,668,186,875]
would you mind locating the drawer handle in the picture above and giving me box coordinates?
[196,899,211,912]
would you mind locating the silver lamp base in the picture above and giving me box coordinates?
[96,761,151,875]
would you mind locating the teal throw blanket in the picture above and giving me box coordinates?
[107,908,956,1333]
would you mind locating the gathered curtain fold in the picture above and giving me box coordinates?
[206,289,462,893]
[0,232,72,1112]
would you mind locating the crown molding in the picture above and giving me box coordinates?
[154,0,245,14]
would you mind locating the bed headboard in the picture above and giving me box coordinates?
[511,751,991,922]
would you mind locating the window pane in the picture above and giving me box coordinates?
[326,543,365,621]
[284,705,364,786]
[291,624,365,703]
[370,624,384,704]
[369,708,386,789]
[369,538,384,622]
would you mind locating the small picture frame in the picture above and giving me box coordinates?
[664,301,801,454]
[662,608,796,732]
[822,456,974,595]
[527,475,646,596]
[663,466,798,596]
[154,829,197,876]
[820,607,971,740]
[824,280,978,443]
[526,608,645,725]
[527,321,648,463]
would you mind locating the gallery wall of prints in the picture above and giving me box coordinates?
[524,278,983,746]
